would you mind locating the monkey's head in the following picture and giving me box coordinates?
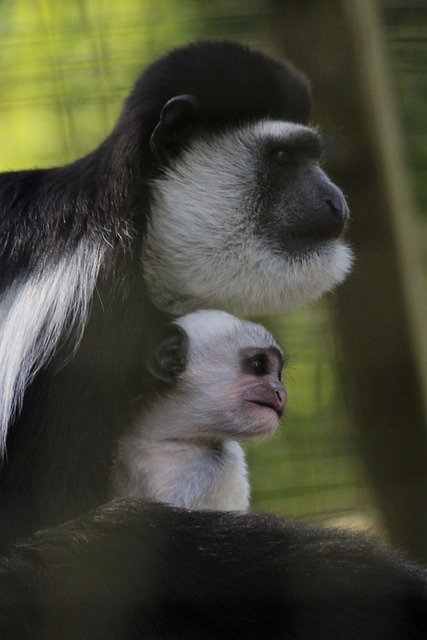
[147,310,286,440]
[122,41,352,315]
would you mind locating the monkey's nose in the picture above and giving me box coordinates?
[275,388,287,409]
[325,190,349,224]
[243,381,287,418]
[294,192,347,245]
[272,383,287,415]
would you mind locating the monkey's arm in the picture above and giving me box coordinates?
[1,500,426,640]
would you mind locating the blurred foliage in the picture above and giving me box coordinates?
[0,0,268,169]
[384,4,427,216]
[384,3,427,276]
[0,0,424,523]
[246,305,368,520]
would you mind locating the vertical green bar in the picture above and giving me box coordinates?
[268,0,427,560]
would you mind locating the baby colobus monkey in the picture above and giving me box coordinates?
[113,310,286,510]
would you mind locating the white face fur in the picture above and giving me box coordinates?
[143,120,353,316]
[113,310,284,509]
[143,310,285,442]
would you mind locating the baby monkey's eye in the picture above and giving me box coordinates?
[249,355,269,376]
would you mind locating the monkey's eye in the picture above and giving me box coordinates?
[249,355,268,376]
[274,148,290,167]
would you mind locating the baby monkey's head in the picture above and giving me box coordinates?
[147,310,286,441]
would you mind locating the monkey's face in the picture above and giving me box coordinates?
[223,347,286,439]
[143,120,352,316]
[156,310,287,442]
[178,345,285,441]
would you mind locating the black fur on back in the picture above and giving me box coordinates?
[1,502,426,640]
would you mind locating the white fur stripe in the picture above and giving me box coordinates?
[0,239,105,455]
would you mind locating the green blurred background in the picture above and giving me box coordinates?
[0,0,425,530]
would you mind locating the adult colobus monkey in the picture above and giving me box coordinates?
[0,41,425,639]
[0,40,351,541]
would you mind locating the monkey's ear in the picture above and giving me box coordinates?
[147,325,189,383]
[150,94,199,163]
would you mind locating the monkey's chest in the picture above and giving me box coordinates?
[191,441,249,511]
[113,438,249,511]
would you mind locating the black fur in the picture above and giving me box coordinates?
[1,502,426,639]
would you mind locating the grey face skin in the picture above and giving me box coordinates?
[112,310,286,511]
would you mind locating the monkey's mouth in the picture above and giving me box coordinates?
[275,201,349,255]
[280,230,346,256]
[245,399,283,420]
[242,384,286,420]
